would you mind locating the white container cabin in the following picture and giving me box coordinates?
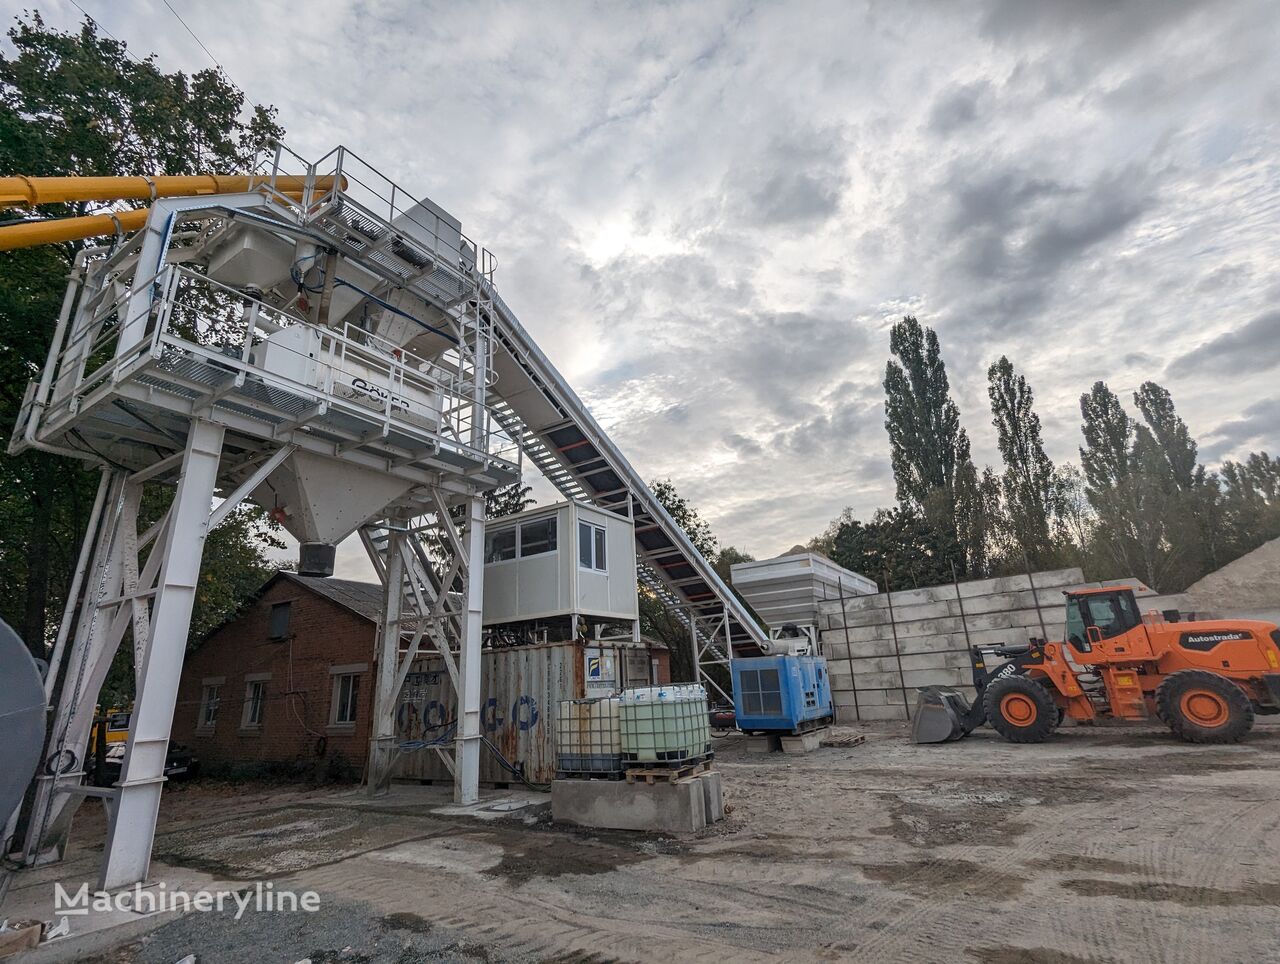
[482,501,638,634]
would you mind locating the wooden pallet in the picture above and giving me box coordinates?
[555,769,626,782]
[819,733,867,749]
[624,759,713,785]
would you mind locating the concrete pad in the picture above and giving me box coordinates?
[745,735,781,753]
[551,778,707,833]
[779,729,826,754]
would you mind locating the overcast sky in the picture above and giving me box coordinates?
[21,0,1280,566]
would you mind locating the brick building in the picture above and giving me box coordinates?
[173,571,673,781]
[173,572,382,779]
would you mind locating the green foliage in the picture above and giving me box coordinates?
[639,478,723,683]
[1076,380,1224,591]
[987,356,1061,566]
[1220,453,1280,555]
[826,505,956,592]
[484,482,535,519]
[883,316,999,577]
[0,12,284,666]
[883,316,967,511]
[649,477,718,559]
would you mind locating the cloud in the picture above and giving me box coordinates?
[1202,397,1280,461]
[38,0,1280,559]
[929,81,990,135]
[1167,309,1280,377]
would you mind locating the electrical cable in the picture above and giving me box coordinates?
[288,252,459,345]
[481,735,552,791]
[67,0,147,66]
[160,0,223,74]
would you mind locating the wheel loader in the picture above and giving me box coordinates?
[912,586,1280,745]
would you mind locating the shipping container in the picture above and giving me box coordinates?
[390,638,669,785]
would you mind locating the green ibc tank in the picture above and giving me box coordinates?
[619,684,711,765]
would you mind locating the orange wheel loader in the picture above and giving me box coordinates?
[911,586,1280,745]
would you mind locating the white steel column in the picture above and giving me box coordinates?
[455,495,485,804]
[99,420,225,890]
[367,525,405,796]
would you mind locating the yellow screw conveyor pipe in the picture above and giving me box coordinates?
[0,174,336,208]
[0,174,343,251]
[0,208,150,251]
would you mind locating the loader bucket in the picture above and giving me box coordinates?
[911,686,974,744]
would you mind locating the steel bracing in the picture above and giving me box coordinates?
[10,143,762,892]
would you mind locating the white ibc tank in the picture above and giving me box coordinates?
[619,684,711,765]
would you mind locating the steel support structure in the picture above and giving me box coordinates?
[99,419,225,888]
[361,489,481,799]
[362,281,491,804]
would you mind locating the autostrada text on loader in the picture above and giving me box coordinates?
[913,586,1280,745]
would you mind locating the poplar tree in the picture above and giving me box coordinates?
[883,316,990,575]
[987,356,1060,566]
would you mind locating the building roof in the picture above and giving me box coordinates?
[277,571,383,622]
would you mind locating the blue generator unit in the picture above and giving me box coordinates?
[732,654,834,734]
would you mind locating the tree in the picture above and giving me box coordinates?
[987,356,1060,566]
[1077,381,1186,590]
[883,316,985,575]
[1133,381,1221,576]
[828,506,955,592]
[1220,452,1280,555]
[484,482,535,519]
[640,479,722,683]
[0,12,284,657]
[648,478,718,559]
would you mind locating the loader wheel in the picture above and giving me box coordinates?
[984,676,1056,743]
[1156,671,1253,744]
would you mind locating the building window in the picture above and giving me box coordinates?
[578,521,607,571]
[268,601,292,640]
[484,527,516,563]
[520,518,557,557]
[199,684,220,728]
[242,680,267,729]
[331,673,360,725]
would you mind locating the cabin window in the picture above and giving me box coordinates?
[578,521,607,571]
[520,518,557,557]
[484,527,516,563]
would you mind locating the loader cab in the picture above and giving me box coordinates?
[1065,588,1143,652]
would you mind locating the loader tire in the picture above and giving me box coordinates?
[984,676,1056,744]
[1156,670,1253,744]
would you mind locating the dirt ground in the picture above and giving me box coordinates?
[57,718,1280,963]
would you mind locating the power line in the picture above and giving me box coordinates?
[67,0,147,66]
[159,0,223,74]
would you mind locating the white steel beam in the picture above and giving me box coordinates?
[455,494,485,805]
[99,419,225,890]
[367,526,405,796]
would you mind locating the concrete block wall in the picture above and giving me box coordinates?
[818,569,1190,722]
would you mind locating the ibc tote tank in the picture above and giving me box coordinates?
[619,684,711,765]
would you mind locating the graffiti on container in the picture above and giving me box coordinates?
[396,697,450,740]
[400,671,442,704]
[513,695,539,731]
[395,692,540,739]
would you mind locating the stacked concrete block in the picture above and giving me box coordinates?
[551,770,726,833]
[817,568,1160,722]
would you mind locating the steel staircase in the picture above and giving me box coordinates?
[483,290,767,676]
